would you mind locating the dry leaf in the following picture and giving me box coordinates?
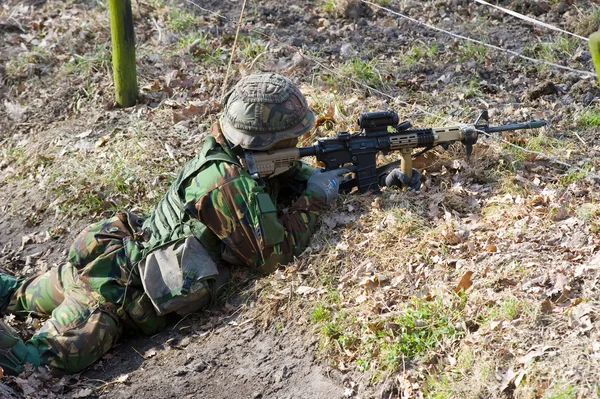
[314,105,336,128]
[540,299,554,314]
[295,286,317,295]
[454,271,474,293]
[76,130,92,138]
[273,270,286,280]
[72,388,93,398]
[514,368,527,387]
[371,197,381,210]
[335,242,349,251]
[165,143,176,159]
[95,136,108,148]
[14,377,36,396]
[359,274,389,291]
[517,346,555,368]
[141,80,162,92]
[553,273,569,292]
[4,100,28,122]
[499,367,518,391]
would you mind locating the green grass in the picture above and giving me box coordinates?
[578,109,600,127]
[403,42,439,66]
[425,348,495,398]
[499,132,567,170]
[321,0,335,13]
[335,57,383,88]
[574,5,600,37]
[522,35,577,66]
[37,131,175,219]
[168,6,199,31]
[575,203,599,221]
[458,42,486,63]
[544,384,577,399]
[4,47,56,81]
[477,298,523,325]
[236,34,267,60]
[313,295,465,378]
[311,303,331,323]
[557,168,589,186]
[464,79,482,99]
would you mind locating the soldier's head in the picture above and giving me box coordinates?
[220,73,315,151]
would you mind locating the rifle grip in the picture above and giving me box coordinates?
[400,149,413,179]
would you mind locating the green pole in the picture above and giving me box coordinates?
[109,0,138,107]
[590,32,600,87]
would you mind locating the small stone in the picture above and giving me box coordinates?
[340,43,356,57]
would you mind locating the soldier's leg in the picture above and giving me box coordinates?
[0,263,74,318]
[0,281,122,375]
[0,273,20,313]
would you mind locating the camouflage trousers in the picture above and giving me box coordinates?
[0,212,168,374]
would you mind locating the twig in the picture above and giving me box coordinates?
[248,50,268,71]
[220,0,248,101]
[574,131,588,147]
[172,312,199,331]
[151,16,162,43]
[230,314,260,328]
[131,346,146,359]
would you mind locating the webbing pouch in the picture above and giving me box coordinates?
[255,192,284,247]
[139,236,219,316]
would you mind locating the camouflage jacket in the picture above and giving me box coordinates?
[141,124,325,274]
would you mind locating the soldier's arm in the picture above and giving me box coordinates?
[189,172,326,274]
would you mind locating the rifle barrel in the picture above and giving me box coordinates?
[486,120,546,133]
[298,146,317,157]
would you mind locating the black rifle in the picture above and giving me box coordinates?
[242,110,546,193]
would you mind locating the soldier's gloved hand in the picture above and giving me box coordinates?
[307,168,350,203]
[385,168,422,191]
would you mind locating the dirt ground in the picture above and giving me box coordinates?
[1,0,600,397]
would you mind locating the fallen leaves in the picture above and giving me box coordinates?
[499,346,557,392]
[3,100,28,122]
[454,271,474,293]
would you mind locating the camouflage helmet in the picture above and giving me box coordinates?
[220,73,315,150]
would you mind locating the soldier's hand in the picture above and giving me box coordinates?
[384,168,422,191]
[307,168,350,203]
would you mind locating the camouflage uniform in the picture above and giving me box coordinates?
[0,73,328,375]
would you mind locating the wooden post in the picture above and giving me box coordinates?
[109,0,138,107]
[590,32,600,86]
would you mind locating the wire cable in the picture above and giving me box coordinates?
[363,0,596,77]
[473,0,589,42]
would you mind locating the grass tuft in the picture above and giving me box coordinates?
[577,109,600,127]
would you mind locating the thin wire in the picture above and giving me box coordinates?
[476,129,600,180]
[182,0,599,181]
[183,1,228,20]
[305,54,450,123]
[473,0,589,42]
[363,0,596,78]
[221,0,248,100]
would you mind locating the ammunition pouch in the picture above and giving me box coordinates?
[139,236,219,317]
